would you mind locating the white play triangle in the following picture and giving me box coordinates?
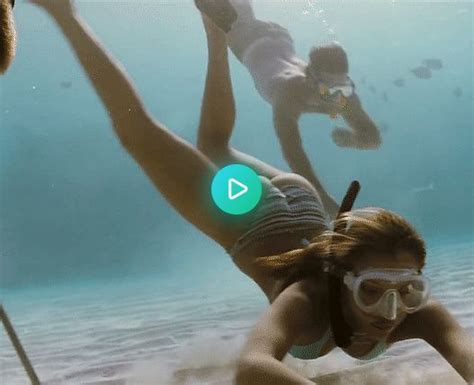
[228,178,249,200]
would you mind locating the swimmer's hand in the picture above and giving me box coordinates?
[332,127,361,148]
[337,94,382,150]
[332,127,380,150]
[29,0,74,15]
[331,127,359,148]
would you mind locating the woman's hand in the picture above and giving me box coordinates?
[393,299,474,384]
[29,0,75,16]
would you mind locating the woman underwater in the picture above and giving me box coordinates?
[31,1,474,384]
[195,0,381,217]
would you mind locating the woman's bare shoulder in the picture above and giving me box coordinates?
[281,277,326,313]
[241,277,324,359]
[267,278,324,333]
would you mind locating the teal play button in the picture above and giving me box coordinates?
[211,164,263,215]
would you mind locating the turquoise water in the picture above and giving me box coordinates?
[1,2,473,384]
[1,1,472,301]
[2,1,472,290]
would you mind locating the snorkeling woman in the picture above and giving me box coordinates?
[0,0,16,73]
[195,0,381,216]
[31,1,474,384]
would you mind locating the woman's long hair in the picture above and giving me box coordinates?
[253,207,426,284]
[0,0,16,74]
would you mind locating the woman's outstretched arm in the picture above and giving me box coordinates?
[392,299,474,384]
[31,0,241,249]
[236,284,317,385]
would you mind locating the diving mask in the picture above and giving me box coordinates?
[319,80,355,98]
[343,268,431,320]
[308,68,355,100]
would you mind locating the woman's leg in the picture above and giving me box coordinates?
[31,0,243,249]
[226,0,272,60]
[196,13,283,180]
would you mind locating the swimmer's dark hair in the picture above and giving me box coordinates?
[0,0,16,74]
[254,208,426,284]
[309,42,349,74]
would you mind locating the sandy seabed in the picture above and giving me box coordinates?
[1,242,473,385]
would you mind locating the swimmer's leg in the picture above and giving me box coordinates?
[196,0,281,61]
[31,1,243,249]
[196,14,282,180]
[195,0,254,28]
[226,0,262,59]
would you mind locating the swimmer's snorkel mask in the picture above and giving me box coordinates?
[343,268,431,321]
[308,67,355,105]
[326,182,431,348]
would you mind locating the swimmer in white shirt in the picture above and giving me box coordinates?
[196,0,381,216]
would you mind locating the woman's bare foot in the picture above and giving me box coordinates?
[194,0,237,33]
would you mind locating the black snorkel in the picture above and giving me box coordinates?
[328,180,360,348]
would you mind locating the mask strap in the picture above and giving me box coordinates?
[328,180,360,348]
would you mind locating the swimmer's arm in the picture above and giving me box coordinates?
[273,106,316,187]
[391,299,474,384]
[235,286,317,385]
[336,94,381,150]
[273,105,339,219]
